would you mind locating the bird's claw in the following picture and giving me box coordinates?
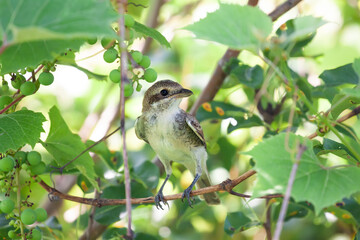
[154,191,169,210]
[181,187,195,208]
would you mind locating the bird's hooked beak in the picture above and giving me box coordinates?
[172,88,193,99]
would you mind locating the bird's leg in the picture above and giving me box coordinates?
[154,174,170,210]
[182,173,201,207]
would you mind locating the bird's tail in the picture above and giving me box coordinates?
[196,172,220,205]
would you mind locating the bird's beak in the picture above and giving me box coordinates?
[172,88,193,98]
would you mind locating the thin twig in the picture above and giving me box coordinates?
[117,0,133,238]
[86,178,101,240]
[264,199,273,240]
[273,144,307,240]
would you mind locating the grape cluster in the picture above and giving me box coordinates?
[93,13,158,97]
[0,150,47,239]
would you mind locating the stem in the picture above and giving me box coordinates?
[117,1,132,238]
[273,144,307,240]
[16,167,25,240]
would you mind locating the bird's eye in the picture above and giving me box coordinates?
[160,89,168,96]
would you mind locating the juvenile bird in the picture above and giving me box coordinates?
[135,80,220,209]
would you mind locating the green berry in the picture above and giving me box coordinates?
[20,69,27,74]
[8,230,16,238]
[14,151,27,163]
[35,208,48,222]
[103,48,118,63]
[9,219,15,226]
[144,68,157,83]
[0,199,15,214]
[87,38,97,45]
[12,75,26,89]
[0,156,15,172]
[31,229,42,240]
[101,38,114,49]
[124,14,135,28]
[20,82,36,96]
[131,51,143,64]
[21,209,37,225]
[0,96,12,109]
[124,83,134,97]
[22,163,28,170]
[27,151,41,166]
[139,55,151,68]
[30,162,46,175]
[38,72,54,86]
[109,69,121,83]
[26,67,34,72]
[136,83,142,92]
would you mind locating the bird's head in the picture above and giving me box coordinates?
[142,80,193,112]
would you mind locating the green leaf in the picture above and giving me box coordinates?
[227,114,263,133]
[196,101,247,122]
[326,204,358,226]
[312,86,339,102]
[184,4,272,52]
[288,16,326,41]
[319,63,359,87]
[132,21,170,48]
[247,133,360,214]
[41,106,99,190]
[315,138,358,163]
[0,39,83,74]
[224,212,261,235]
[133,161,159,190]
[353,58,360,77]
[339,197,360,225]
[230,64,264,88]
[0,0,118,44]
[330,93,360,119]
[102,228,127,240]
[341,88,360,98]
[272,201,311,221]
[0,110,46,153]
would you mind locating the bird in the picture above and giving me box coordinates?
[135,80,220,209]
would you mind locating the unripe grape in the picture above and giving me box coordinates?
[0,96,12,109]
[123,83,134,97]
[21,209,37,225]
[20,82,36,96]
[26,67,34,72]
[87,38,97,45]
[14,151,27,163]
[35,208,48,222]
[27,151,42,166]
[131,51,143,64]
[0,199,15,213]
[38,72,54,86]
[144,68,157,83]
[139,55,151,68]
[109,69,121,83]
[101,38,115,49]
[8,230,16,238]
[103,48,118,63]
[136,83,142,92]
[124,14,135,28]
[31,229,42,240]
[0,156,15,172]
[30,162,46,175]
[12,75,26,89]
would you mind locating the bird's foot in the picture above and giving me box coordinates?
[154,190,169,210]
[181,187,195,208]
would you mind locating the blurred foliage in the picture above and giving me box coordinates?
[1,0,360,240]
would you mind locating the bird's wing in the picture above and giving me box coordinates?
[185,113,206,147]
[135,116,149,143]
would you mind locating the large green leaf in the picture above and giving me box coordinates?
[319,63,359,87]
[0,0,118,74]
[196,101,247,122]
[314,138,358,163]
[287,16,326,42]
[41,106,98,190]
[330,93,360,119]
[0,40,83,74]
[230,64,264,88]
[184,4,272,52]
[247,133,360,214]
[0,0,118,44]
[0,110,46,153]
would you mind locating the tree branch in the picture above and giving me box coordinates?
[38,170,257,206]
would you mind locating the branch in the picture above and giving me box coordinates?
[189,0,303,115]
[38,170,257,206]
